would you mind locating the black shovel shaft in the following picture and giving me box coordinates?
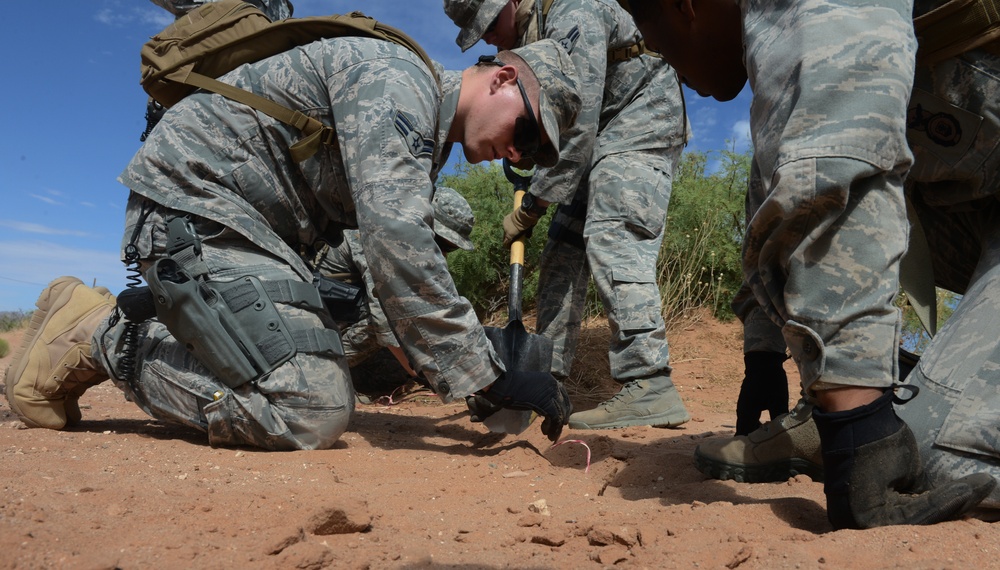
[508,263,523,322]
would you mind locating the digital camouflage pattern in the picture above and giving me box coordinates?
[893,0,1000,507]
[733,0,999,505]
[450,0,689,388]
[733,0,915,393]
[315,186,476,367]
[150,0,293,20]
[107,37,502,450]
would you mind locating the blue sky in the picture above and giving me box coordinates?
[0,0,750,311]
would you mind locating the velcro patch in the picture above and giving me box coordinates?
[394,110,434,158]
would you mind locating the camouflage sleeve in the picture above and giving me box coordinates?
[741,0,915,391]
[343,233,398,350]
[331,56,504,401]
[527,0,608,204]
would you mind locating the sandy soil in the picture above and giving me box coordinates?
[2,312,998,569]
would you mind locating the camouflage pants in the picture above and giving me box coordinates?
[536,150,678,383]
[737,0,916,392]
[92,196,354,451]
[896,193,1000,509]
[894,47,1000,508]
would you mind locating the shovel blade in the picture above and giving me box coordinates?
[481,321,553,435]
[484,320,553,373]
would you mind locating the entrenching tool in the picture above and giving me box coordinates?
[480,160,555,434]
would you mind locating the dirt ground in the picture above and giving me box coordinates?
[2,311,998,569]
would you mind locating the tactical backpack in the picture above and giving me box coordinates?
[140,0,438,161]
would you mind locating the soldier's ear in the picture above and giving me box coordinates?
[489,65,518,93]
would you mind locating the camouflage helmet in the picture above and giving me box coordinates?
[507,39,582,169]
[443,0,509,52]
[432,186,475,252]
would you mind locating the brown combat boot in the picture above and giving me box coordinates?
[5,277,116,429]
[694,399,824,482]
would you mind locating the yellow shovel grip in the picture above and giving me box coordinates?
[511,190,527,266]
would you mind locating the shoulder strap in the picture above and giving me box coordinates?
[176,70,334,162]
[915,0,1000,65]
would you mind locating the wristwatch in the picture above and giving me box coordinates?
[520,192,548,217]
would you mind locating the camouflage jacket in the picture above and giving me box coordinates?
[119,37,503,401]
[517,0,688,204]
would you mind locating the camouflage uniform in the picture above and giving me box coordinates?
[97,38,506,450]
[891,0,1000,508]
[446,0,690,428]
[314,187,475,395]
[729,0,999,506]
[150,0,293,20]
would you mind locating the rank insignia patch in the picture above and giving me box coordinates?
[394,111,434,158]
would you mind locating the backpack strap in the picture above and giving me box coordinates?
[608,40,659,62]
[178,69,334,162]
[915,0,1000,65]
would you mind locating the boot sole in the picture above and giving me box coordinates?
[569,412,691,430]
[4,277,84,428]
[693,449,825,483]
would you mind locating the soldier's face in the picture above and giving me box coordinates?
[630,0,747,102]
[482,0,520,50]
[461,65,542,164]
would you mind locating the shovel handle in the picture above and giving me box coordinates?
[503,158,532,268]
[511,190,527,266]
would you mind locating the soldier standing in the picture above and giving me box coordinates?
[444,0,692,430]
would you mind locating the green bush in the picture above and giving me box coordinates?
[658,149,747,326]
[0,310,31,333]
[440,150,749,326]
[0,338,8,358]
[440,162,552,321]
[896,288,958,354]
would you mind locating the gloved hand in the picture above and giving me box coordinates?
[480,370,571,442]
[502,207,542,248]
[466,393,502,422]
[735,351,789,435]
[813,389,996,529]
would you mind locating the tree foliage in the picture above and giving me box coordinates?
[439,162,552,321]
[659,149,748,324]
[439,149,750,326]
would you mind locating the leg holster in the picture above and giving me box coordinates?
[147,258,344,389]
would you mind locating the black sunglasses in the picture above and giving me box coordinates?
[477,55,542,159]
[485,13,500,34]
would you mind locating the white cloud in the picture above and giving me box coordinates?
[730,120,751,153]
[0,220,90,237]
[29,194,61,206]
[95,4,172,29]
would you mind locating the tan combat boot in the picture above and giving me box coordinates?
[5,277,116,429]
[568,375,690,429]
[694,399,824,482]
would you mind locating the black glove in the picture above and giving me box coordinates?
[465,393,502,422]
[735,351,790,435]
[813,389,996,530]
[480,370,572,442]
